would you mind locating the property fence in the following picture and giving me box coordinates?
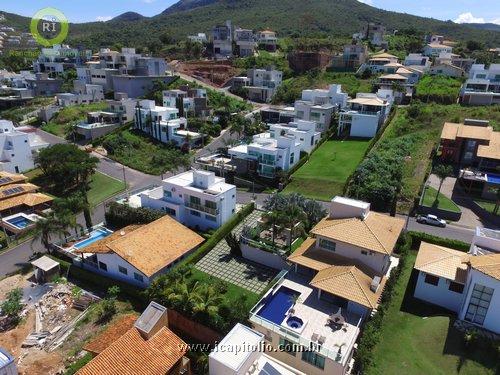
[167,309,222,345]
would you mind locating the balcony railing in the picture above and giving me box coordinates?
[185,201,219,216]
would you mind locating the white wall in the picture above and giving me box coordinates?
[241,243,290,270]
[94,253,151,288]
[414,271,464,313]
[349,114,380,138]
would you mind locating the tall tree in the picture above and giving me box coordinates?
[432,164,453,204]
[30,213,68,253]
[282,205,307,252]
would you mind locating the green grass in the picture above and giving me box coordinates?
[41,102,108,138]
[0,97,54,122]
[284,139,370,201]
[87,172,126,207]
[474,200,499,216]
[96,128,191,175]
[415,75,463,104]
[367,251,499,375]
[421,186,461,213]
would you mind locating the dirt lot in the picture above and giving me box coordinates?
[174,60,242,87]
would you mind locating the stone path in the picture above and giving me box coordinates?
[196,210,278,294]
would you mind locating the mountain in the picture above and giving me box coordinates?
[161,0,219,15]
[463,23,500,32]
[111,12,145,22]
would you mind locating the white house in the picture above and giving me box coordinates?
[257,30,277,52]
[57,82,104,107]
[359,52,399,74]
[209,323,305,375]
[234,28,257,57]
[414,241,500,334]
[435,52,475,73]
[188,33,207,43]
[429,63,465,78]
[268,120,320,153]
[470,226,500,254]
[233,67,283,103]
[134,100,202,148]
[404,53,431,71]
[162,85,209,117]
[423,43,453,57]
[74,216,204,288]
[294,101,335,134]
[338,92,392,138]
[212,20,233,59]
[0,120,49,173]
[460,64,500,106]
[139,170,236,231]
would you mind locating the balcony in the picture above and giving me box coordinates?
[185,201,219,216]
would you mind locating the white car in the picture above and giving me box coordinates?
[417,214,447,228]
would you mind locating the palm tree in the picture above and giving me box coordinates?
[192,284,224,316]
[494,187,500,215]
[262,210,285,248]
[30,213,67,254]
[167,281,201,314]
[282,205,307,252]
[433,164,453,205]
[302,199,327,230]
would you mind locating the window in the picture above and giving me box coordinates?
[190,196,201,205]
[290,152,295,164]
[464,284,494,325]
[98,261,108,271]
[424,274,439,286]
[449,281,464,294]
[301,351,325,370]
[279,338,296,356]
[190,210,201,217]
[205,214,217,222]
[361,250,368,255]
[163,190,172,199]
[134,272,144,283]
[205,201,217,210]
[319,239,336,252]
[118,266,128,275]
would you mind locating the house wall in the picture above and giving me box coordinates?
[346,114,380,138]
[315,236,389,275]
[112,76,175,99]
[0,132,36,173]
[414,271,464,313]
[241,243,291,270]
[90,253,151,288]
[458,269,500,334]
[76,123,121,140]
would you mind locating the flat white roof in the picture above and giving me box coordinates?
[332,196,370,209]
[209,323,263,371]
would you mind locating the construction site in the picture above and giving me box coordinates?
[173,59,243,87]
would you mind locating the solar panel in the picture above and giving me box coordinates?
[0,177,12,184]
[3,186,24,196]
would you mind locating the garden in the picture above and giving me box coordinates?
[420,186,461,214]
[285,138,371,201]
[414,75,463,105]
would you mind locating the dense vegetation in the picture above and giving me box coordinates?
[233,51,293,79]
[0,97,54,123]
[415,75,463,104]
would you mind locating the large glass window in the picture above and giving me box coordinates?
[190,196,201,205]
[424,274,439,286]
[279,338,297,356]
[319,238,336,252]
[465,284,494,325]
[301,351,325,370]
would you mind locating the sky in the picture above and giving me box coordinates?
[1,0,499,24]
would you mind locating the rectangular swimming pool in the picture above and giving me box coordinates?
[6,216,34,229]
[74,228,112,249]
[487,173,500,185]
[257,286,299,325]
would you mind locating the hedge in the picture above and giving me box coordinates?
[408,231,470,252]
[181,202,255,266]
[105,202,165,229]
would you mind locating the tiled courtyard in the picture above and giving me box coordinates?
[195,209,278,294]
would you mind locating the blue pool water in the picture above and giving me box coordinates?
[6,216,33,229]
[487,173,500,185]
[257,286,299,325]
[74,229,112,249]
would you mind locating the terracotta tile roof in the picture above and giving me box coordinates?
[78,326,187,375]
[310,212,404,255]
[396,67,414,75]
[379,73,408,80]
[440,122,494,141]
[371,52,397,59]
[310,264,386,309]
[0,192,53,212]
[74,225,143,254]
[348,97,387,106]
[78,215,204,277]
[0,171,27,186]
[468,253,500,280]
[83,314,137,355]
[414,242,469,283]
[0,183,38,199]
[478,132,500,160]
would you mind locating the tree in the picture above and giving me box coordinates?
[282,205,307,252]
[224,232,241,256]
[262,210,285,247]
[96,286,120,323]
[433,164,453,205]
[192,284,224,317]
[30,213,68,253]
[1,288,23,325]
[493,187,500,215]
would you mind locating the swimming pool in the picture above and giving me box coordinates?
[6,215,34,229]
[257,286,299,325]
[74,228,112,249]
[487,173,500,185]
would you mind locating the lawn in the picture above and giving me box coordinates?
[367,250,499,375]
[284,139,370,201]
[87,172,126,207]
[0,97,54,123]
[474,200,499,216]
[421,186,461,213]
[95,128,191,175]
[41,102,108,138]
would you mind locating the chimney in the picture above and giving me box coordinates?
[329,196,370,219]
[134,302,169,340]
[370,276,381,293]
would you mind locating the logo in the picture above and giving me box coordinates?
[30,7,69,47]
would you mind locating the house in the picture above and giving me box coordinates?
[78,302,191,375]
[354,23,387,48]
[234,28,256,57]
[413,241,500,334]
[74,215,204,287]
[294,101,335,134]
[76,98,136,140]
[470,226,500,254]
[360,52,399,74]
[134,100,202,148]
[25,73,63,96]
[435,52,475,73]
[209,323,305,375]
[234,67,283,103]
[423,43,453,57]
[460,64,500,106]
[247,197,403,375]
[300,84,348,109]
[340,43,368,69]
[0,347,16,375]
[212,20,233,59]
[31,256,60,284]
[163,84,209,117]
[337,92,393,138]
[57,82,104,107]
[268,121,321,153]
[260,106,296,124]
[188,33,207,43]
[139,170,236,230]
[403,53,431,71]
[33,44,91,74]
[257,30,277,52]
[0,120,49,173]
[429,63,465,78]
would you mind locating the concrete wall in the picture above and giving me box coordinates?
[241,243,291,270]
[414,271,463,313]
[76,123,121,140]
[112,76,175,99]
[349,114,379,138]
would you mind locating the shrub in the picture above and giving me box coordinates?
[225,232,242,257]
[105,202,165,228]
[1,288,23,324]
[408,231,470,252]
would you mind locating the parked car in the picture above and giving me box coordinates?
[416,214,446,227]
